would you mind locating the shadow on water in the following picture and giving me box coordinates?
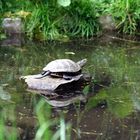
[0,36,140,139]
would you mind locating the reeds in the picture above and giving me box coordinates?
[35,99,72,140]
[0,106,17,140]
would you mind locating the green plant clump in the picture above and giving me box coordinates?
[25,3,61,40]
[109,0,140,34]
[25,0,100,40]
[35,99,72,140]
[61,0,100,38]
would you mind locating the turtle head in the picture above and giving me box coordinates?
[77,59,87,67]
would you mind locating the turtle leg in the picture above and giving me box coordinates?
[63,74,72,80]
[35,71,51,79]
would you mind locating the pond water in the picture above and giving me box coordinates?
[0,36,140,140]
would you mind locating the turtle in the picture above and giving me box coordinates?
[37,58,87,80]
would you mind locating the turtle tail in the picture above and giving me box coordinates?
[77,59,87,67]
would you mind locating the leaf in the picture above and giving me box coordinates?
[57,0,71,7]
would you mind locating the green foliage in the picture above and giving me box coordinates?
[0,0,101,40]
[35,99,52,140]
[1,0,140,39]
[24,0,101,39]
[109,0,140,34]
[35,99,72,140]
[62,0,100,38]
[0,0,24,13]
[24,2,61,40]
[0,106,17,140]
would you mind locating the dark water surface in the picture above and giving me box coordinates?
[0,36,140,140]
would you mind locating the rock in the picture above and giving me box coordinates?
[99,15,116,31]
[20,74,82,91]
[1,18,24,46]
[2,18,22,35]
[20,73,92,107]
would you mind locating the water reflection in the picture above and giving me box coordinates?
[22,74,90,107]
[0,37,140,139]
[0,86,11,101]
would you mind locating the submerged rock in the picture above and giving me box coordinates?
[0,33,23,47]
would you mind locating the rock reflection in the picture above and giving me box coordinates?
[27,82,88,107]
[0,86,11,101]
[41,91,87,107]
[21,72,91,107]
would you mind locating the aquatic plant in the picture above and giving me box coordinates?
[35,99,72,140]
[0,105,17,140]
[35,99,52,140]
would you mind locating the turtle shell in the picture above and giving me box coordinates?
[43,59,81,73]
